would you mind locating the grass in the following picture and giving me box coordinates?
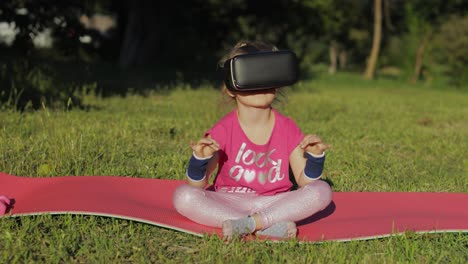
[0,75,467,263]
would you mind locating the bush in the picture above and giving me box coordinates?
[0,58,84,111]
[433,15,468,87]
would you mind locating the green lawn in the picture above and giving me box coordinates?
[0,77,467,263]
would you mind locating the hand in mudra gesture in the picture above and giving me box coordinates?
[299,134,331,155]
[191,136,220,158]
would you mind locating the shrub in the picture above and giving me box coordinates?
[432,15,468,87]
[0,58,83,111]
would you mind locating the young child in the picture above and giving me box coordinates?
[173,40,332,240]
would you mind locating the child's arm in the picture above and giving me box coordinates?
[186,152,219,188]
[289,135,330,188]
[186,136,220,188]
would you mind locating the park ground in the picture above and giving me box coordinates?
[0,73,467,263]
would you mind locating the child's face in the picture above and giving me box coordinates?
[231,88,276,109]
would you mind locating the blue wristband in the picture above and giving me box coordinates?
[186,153,212,181]
[303,152,325,179]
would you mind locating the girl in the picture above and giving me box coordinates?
[173,40,332,240]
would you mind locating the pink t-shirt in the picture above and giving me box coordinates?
[205,108,304,195]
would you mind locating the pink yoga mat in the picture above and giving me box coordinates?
[0,172,467,242]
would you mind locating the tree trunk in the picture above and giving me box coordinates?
[383,0,394,31]
[328,42,338,75]
[410,32,431,83]
[339,50,347,69]
[364,0,382,80]
[410,42,425,83]
[118,1,161,68]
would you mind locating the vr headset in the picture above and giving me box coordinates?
[220,50,299,92]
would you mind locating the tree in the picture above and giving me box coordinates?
[302,0,366,75]
[403,0,468,83]
[433,15,468,86]
[363,0,382,80]
[116,1,161,68]
[0,0,94,110]
[0,0,92,53]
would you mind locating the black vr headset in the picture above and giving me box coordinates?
[220,50,299,92]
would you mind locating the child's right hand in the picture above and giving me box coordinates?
[190,136,220,158]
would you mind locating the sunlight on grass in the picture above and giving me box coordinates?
[0,81,467,262]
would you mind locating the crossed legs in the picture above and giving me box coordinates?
[173,180,332,238]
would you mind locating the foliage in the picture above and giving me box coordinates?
[433,15,468,87]
[0,56,85,111]
[302,0,372,65]
[0,0,93,54]
[0,0,467,108]
[0,1,103,110]
[384,1,433,79]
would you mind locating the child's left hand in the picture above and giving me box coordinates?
[299,134,331,155]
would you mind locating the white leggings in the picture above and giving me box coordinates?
[173,180,332,229]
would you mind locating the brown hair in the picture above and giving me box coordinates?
[218,40,279,70]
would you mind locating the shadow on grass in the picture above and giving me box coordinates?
[0,48,221,111]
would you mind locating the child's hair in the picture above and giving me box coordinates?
[218,40,279,70]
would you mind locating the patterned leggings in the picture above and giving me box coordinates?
[172,180,332,229]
